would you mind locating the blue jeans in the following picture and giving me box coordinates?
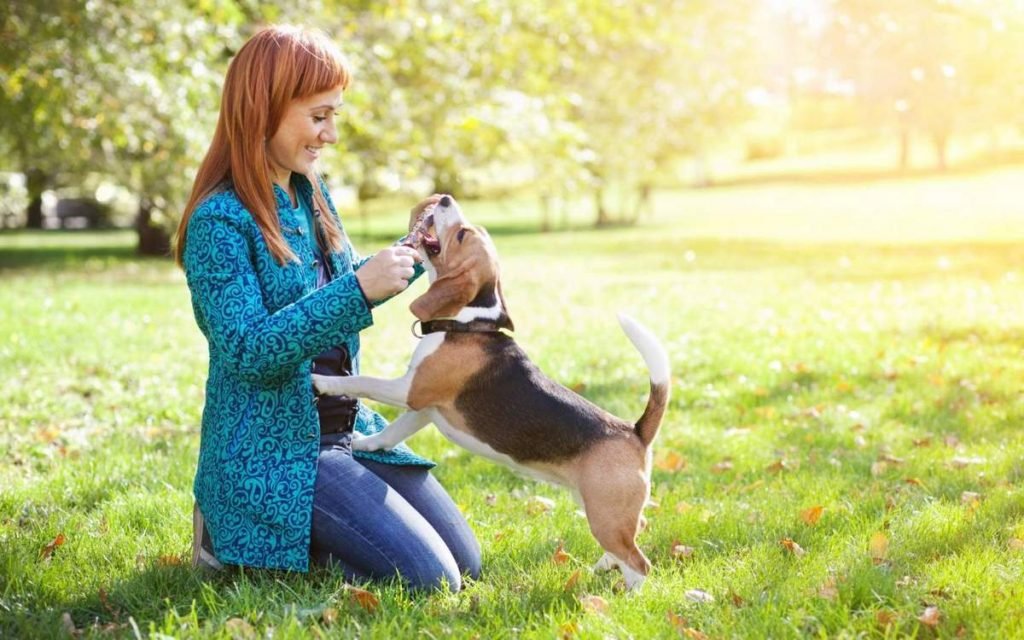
[310,433,481,592]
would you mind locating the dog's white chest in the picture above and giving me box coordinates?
[428,409,568,487]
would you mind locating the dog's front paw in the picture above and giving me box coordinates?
[312,373,346,396]
[351,432,388,452]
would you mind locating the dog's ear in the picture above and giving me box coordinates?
[410,263,479,321]
[496,277,514,332]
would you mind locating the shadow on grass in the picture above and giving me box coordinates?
[0,230,151,272]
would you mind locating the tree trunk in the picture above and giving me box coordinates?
[899,128,910,171]
[539,194,551,232]
[136,197,171,256]
[594,187,610,227]
[25,168,48,229]
[933,132,948,171]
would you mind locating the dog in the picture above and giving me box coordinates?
[313,195,670,589]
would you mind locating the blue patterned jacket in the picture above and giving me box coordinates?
[182,174,432,572]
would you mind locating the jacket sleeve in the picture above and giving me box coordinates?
[318,179,424,307]
[183,210,373,385]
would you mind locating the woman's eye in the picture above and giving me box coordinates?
[313,116,327,123]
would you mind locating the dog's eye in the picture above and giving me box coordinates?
[456,228,467,243]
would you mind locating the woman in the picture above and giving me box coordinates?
[173,25,480,592]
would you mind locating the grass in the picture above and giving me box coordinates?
[2,167,1024,638]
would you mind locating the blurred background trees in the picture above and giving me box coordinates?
[2,0,1022,252]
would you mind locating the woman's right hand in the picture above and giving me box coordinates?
[355,246,421,302]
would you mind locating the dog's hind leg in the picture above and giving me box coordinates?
[352,409,432,452]
[578,449,652,590]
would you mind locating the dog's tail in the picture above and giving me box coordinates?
[617,313,671,447]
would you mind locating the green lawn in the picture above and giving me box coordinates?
[2,169,1024,638]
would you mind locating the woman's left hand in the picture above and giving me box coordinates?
[409,194,443,232]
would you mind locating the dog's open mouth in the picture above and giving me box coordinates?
[403,210,440,256]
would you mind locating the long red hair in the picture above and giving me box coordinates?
[175,25,351,266]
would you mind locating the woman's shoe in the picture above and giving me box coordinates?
[191,503,224,571]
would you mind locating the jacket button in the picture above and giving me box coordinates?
[306,431,317,440]
[312,259,319,269]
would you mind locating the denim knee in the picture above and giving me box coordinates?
[405,556,462,593]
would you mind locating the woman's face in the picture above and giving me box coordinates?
[266,86,343,189]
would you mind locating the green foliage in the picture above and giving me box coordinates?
[3,170,1024,637]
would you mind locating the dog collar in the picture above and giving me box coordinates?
[414,318,511,337]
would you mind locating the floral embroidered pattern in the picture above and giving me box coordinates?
[183,176,432,572]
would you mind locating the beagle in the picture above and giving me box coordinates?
[313,195,670,589]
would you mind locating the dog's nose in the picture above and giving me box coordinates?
[438,195,452,208]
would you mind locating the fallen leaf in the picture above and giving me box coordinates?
[685,589,715,603]
[670,541,695,560]
[579,594,608,614]
[559,621,578,639]
[321,608,338,626]
[41,533,66,560]
[344,584,379,613]
[61,612,77,637]
[912,437,932,448]
[157,555,183,567]
[563,569,582,591]
[493,531,506,542]
[879,454,905,465]
[675,501,694,514]
[780,538,805,557]
[1008,538,1024,551]
[800,505,824,525]
[682,628,709,640]
[918,605,941,628]
[667,611,688,633]
[765,459,789,474]
[944,435,961,448]
[904,477,924,487]
[730,592,746,607]
[485,493,497,506]
[961,491,982,506]
[950,456,986,469]
[870,461,889,477]
[655,451,688,473]
[876,610,897,627]
[869,532,889,564]
[551,542,572,565]
[817,578,839,601]
[526,496,556,515]
[224,618,257,640]
[710,459,733,474]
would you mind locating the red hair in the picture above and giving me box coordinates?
[175,25,351,266]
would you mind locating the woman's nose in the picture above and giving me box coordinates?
[320,120,338,145]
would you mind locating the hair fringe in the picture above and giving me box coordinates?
[175,25,352,266]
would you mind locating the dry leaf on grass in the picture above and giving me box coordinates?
[655,451,688,472]
[551,542,572,565]
[41,533,66,560]
[710,459,734,474]
[563,569,582,591]
[800,505,824,525]
[224,618,257,640]
[526,496,556,515]
[579,594,608,614]
[1008,538,1024,551]
[343,584,380,613]
[321,608,339,626]
[817,577,839,601]
[684,589,715,603]
[670,541,695,560]
[876,610,897,627]
[918,605,941,628]
[780,538,806,557]
[869,532,889,564]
